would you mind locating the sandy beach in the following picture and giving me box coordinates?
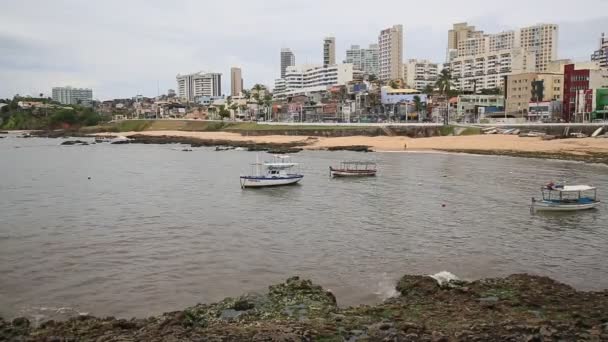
[113,130,608,154]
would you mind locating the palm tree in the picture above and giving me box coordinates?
[423,84,434,95]
[435,69,455,96]
[263,94,273,121]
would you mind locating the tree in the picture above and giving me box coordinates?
[480,88,502,95]
[435,69,456,96]
[218,105,230,119]
[389,80,399,89]
[413,95,423,113]
[423,84,434,95]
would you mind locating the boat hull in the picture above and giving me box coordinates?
[330,169,377,177]
[532,200,601,212]
[240,175,303,188]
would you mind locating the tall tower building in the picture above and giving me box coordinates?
[280,48,296,78]
[176,72,222,101]
[323,37,336,66]
[345,44,379,77]
[378,25,404,82]
[518,24,558,72]
[230,67,243,97]
[447,22,484,61]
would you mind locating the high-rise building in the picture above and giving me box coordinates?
[519,24,558,72]
[230,67,243,97]
[280,48,296,78]
[403,59,439,91]
[176,72,222,102]
[450,48,536,92]
[378,25,404,82]
[591,33,608,68]
[447,22,484,61]
[51,86,93,105]
[449,23,558,73]
[323,37,336,66]
[345,44,379,77]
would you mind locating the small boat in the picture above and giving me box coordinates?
[330,161,377,177]
[240,155,303,188]
[110,136,130,144]
[591,127,603,137]
[531,184,601,212]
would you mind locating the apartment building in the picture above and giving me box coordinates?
[51,86,93,105]
[448,24,558,77]
[591,33,608,68]
[280,48,296,78]
[519,24,558,72]
[275,64,361,97]
[450,48,536,92]
[505,72,564,119]
[345,44,379,77]
[176,72,222,102]
[447,23,484,61]
[323,37,336,66]
[403,59,439,91]
[378,25,404,82]
[230,67,243,97]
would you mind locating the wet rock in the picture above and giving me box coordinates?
[326,145,371,152]
[61,140,89,145]
[233,298,255,311]
[396,275,439,296]
[12,317,30,328]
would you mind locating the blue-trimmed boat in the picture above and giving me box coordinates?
[531,184,601,212]
[240,155,303,188]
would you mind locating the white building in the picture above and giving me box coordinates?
[345,44,379,77]
[51,87,93,105]
[403,59,439,91]
[176,72,222,102]
[450,47,536,92]
[449,23,558,75]
[378,25,404,82]
[275,63,361,98]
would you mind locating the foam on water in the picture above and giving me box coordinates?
[429,271,460,286]
[373,273,399,300]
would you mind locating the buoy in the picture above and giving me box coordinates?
[88,177,91,180]
[442,204,446,207]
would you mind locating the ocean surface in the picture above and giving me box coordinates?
[1,133,607,321]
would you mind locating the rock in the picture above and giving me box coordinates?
[396,275,439,296]
[233,299,254,311]
[326,145,371,152]
[267,148,303,154]
[0,131,9,134]
[12,317,30,328]
[61,140,89,146]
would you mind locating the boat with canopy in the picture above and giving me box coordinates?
[329,161,377,177]
[531,184,600,212]
[240,155,303,188]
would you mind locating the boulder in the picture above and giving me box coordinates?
[396,275,439,296]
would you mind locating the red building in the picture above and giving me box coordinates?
[562,64,608,121]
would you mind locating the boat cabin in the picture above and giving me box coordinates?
[541,185,598,203]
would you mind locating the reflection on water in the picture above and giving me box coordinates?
[1,135,607,320]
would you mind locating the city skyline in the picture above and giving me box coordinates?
[1,0,607,100]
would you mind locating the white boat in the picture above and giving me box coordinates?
[531,184,601,212]
[330,161,377,177]
[240,155,303,188]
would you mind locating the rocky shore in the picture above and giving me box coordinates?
[2,274,607,341]
[438,149,608,166]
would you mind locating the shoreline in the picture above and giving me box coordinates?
[2,273,607,340]
[107,131,608,165]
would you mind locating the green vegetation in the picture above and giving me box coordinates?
[439,125,455,136]
[0,97,104,130]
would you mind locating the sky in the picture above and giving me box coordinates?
[1,0,607,100]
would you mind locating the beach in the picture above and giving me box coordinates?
[113,130,608,154]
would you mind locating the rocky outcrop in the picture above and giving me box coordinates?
[60,140,90,146]
[3,273,608,341]
[327,145,372,152]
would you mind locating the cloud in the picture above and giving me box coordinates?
[1,0,607,99]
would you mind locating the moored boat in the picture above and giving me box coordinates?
[330,161,377,177]
[531,184,601,212]
[240,155,303,188]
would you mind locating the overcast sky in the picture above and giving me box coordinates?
[1,0,607,100]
